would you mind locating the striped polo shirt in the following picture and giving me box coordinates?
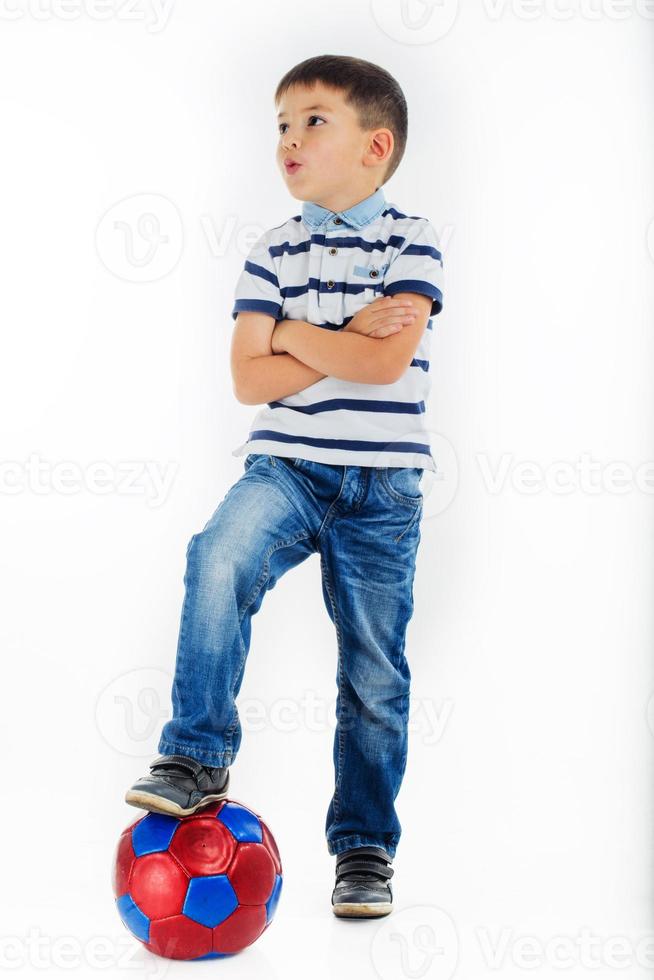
[230,186,444,470]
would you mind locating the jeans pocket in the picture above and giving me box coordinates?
[379,466,423,505]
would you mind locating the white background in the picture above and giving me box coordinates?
[1,1,653,977]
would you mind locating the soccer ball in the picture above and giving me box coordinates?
[112,799,283,960]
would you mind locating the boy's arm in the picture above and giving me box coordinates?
[231,295,432,403]
[274,292,434,385]
[271,215,444,384]
[230,311,327,405]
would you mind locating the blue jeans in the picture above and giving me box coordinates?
[158,453,424,859]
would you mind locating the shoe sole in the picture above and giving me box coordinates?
[332,902,393,918]
[124,774,230,818]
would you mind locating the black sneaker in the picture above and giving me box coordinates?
[331,846,394,918]
[124,754,230,818]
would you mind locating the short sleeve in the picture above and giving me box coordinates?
[231,233,283,321]
[383,219,444,316]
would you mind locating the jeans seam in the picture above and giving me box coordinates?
[395,502,423,543]
[221,529,313,747]
[238,529,312,617]
[320,551,345,823]
[316,466,348,543]
[267,455,317,530]
[330,834,400,857]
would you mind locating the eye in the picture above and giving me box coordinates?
[278,115,325,135]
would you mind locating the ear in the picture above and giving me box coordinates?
[378,292,433,383]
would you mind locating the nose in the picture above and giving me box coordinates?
[281,129,300,152]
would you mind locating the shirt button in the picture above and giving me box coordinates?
[329,247,338,256]
[334,217,342,224]
[327,279,335,288]
[369,269,379,278]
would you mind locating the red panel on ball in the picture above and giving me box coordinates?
[228,842,275,905]
[147,915,212,960]
[261,819,282,874]
[212,905,267,953]
[168,817,236,877]
[130,852,189,919]
[112,830,135,897]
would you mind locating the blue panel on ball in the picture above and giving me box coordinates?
[183,875,239,929]
[216,802,262,842]
[116,893,150,943]
[194,951,233,959]
[132,812,179,856]
[266,873,283,923]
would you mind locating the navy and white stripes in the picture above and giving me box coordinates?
[231,187,444,470]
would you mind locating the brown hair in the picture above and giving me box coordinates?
[274,55,408,186]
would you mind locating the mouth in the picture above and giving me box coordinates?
[284,160,303,175]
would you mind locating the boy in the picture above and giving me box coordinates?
[125,54,444,919]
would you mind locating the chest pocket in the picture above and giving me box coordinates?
[352,262,390,280]
[352,261,390,302]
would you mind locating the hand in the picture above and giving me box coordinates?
[343,295,417,338]
[271,319,287,355]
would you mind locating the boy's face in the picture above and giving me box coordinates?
[275,82,390,207]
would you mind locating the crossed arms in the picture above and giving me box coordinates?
[230,293,433,405]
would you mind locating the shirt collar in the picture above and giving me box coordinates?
[301,187,387,231]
